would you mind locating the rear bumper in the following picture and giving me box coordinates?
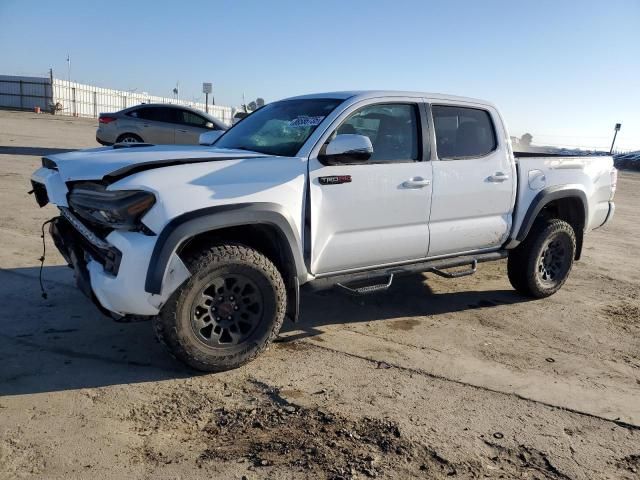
[96,134,113,146]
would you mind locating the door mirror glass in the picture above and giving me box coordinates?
[320,134,373,164]
[205,121,215,129]
[199,130,224,145]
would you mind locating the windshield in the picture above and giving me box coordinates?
[215,98,343,157]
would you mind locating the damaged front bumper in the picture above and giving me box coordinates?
[49,216,118,315]
[33,165,190,317]
[48,208,190,317]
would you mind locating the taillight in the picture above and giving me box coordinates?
[99,116,117,124]
[610,168,617,201]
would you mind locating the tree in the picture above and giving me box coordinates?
[520,133,533,147]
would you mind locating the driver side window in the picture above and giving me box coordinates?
[336,104,419,162]
[180,110,209,128]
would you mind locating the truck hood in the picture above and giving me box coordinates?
[45,144,267,183]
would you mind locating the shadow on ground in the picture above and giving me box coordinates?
[0,266,529,396]
[281,274,530,341]
[0,146,77,156]
[0,266,193,397]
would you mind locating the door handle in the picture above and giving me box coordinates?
[488,172,509,182]
[177,129,188,133]
[402,177,431,189]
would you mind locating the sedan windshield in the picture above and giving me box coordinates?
[214,98,343,157]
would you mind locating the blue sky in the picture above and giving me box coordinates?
[1,0,639,150]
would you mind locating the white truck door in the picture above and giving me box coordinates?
[427,103,515,257]
[308,100,432,275]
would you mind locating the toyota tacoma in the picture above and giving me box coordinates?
[30,91,617,371]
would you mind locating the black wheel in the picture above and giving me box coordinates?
[154,244,286,372]
[507,218,576,298]
[116,133,143,143]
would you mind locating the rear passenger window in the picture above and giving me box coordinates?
[432,105,496,159]
[337,104,419,162]
[133,107,176,123]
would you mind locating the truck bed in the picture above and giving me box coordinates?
[510,152,615,244]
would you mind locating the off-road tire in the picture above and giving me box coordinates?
[507,218,576,298]
[154,244,286,371]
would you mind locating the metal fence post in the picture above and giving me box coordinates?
[46,78,52,113]
[19,80,23,110]
[72,87,76,116]
[93,91,97,118]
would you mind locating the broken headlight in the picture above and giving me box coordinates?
[68,183,156,231]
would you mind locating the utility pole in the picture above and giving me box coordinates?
[66,54,71,83]
[610,123,622,154]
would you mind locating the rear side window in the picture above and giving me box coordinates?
[337,104,419,162]
[131,107,177,123]
[432,105,496,159]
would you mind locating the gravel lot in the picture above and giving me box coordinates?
[0,110,638,479]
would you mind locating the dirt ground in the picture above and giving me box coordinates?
[0,110,638,479]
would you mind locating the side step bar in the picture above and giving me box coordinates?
[337,274,394,295]
[305,251,507,293]
[430,259,477,279]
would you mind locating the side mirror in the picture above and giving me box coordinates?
[205,121,215,129]
[319,134,373,164]
[199,130,224,146]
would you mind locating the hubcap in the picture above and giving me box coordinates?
[537,236,570,286]
[121,136,139,143]
[191,274,263,346]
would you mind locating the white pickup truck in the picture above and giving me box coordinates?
[31,91,617,371]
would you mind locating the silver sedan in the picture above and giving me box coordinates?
[96,103,227,145]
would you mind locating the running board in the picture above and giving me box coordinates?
[429,259,477,278]
[305,251,507,292]
[337,274,394,296]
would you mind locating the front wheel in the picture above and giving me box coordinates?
[154,244,286,371]
[507,218,576,298]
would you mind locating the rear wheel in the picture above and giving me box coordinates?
[507,218,576,298]
[154,244,286,372]
[116,133,143,143]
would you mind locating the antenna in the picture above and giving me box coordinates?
[610,123,622,154]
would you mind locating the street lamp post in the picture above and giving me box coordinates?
[610,123,621,154]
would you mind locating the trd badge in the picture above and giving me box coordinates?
[319,175,352,185]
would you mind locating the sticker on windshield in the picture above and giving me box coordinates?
[288,116,325,128]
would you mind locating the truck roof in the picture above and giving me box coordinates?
[286,90,495,107]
